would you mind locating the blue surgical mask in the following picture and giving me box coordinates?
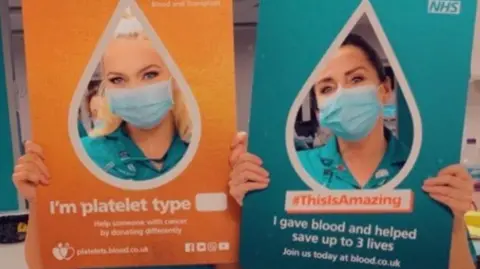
[106,79,173,129]
[318,84,382,141]
[383,104,396,118]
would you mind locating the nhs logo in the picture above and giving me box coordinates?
[428,0,461,14]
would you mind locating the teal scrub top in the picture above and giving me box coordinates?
[81,127,209,269]
[81,126,188,180]
[297,127,477,262]
[297,128,409,190]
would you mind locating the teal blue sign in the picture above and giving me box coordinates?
[0,20,18,211]
[241,0,476,268]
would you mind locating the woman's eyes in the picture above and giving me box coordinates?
[315,74,366,94]
[143,71,159,80]
[319,86,334,95]
[107,70,160,85]
[109,77,124,85]
[351,75,365,84]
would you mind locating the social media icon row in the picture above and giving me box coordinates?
[185,242,230,253]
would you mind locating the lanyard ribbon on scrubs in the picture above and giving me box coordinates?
[321,163,390,189]
[320,159,338,188]
[109,139,167,178]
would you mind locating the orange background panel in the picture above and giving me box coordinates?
[22,0,239,268]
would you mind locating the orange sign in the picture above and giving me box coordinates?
[22,0,238,268]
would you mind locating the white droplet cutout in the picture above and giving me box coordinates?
[68,0,201,190]
[286,0,422,191]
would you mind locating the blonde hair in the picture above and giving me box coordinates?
[88,10,192,142]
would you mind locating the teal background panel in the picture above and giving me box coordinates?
[0,19,18,211]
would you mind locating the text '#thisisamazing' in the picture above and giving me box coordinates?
[285,190,413,213]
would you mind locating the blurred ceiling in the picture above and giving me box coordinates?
[6,0,260,33]
[5,0,393,32]
[234,0,258,24]
[5,0,480,83]
[7,0,21,33]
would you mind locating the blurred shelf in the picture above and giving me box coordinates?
[0,243,28,269]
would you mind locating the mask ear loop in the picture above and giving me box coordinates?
[168,77,175,105]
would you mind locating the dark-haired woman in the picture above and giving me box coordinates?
[228,34,476,268]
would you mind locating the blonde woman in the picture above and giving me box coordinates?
[12,11,240,269]
[79,11,192,181]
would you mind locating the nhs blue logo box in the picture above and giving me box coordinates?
[241,0,477,269]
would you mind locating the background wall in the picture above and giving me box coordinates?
[234,26,256,131]
[472,4,480,81]
[0,4,17,212]
[465,0,480,163]
[1,0,23,213]
[464,81,480,164]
